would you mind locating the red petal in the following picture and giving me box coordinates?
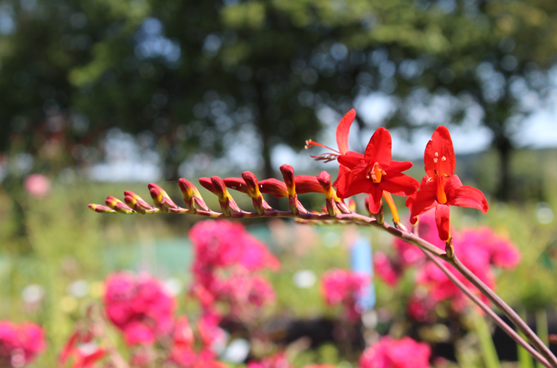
[335,167,373,198]
[386,160,413,172]
[367,185,384,214]
[435,204,451,241]
[223,177,248,193]
[405,177,437,224]
[424,126,455,178]
[337,151,364,169]
[199,177,216,193]
[333,164,350,188]
[259,178,288,198]
[380,173,419,196]
[364,127,392,166]
[336,109,357,155]
[295,175,325,193]
[446,175,489,213]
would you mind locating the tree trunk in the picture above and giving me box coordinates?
[494,135,513,202]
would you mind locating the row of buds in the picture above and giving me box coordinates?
[89,165,353,218]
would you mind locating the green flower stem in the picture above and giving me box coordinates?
[473,311,501,368]
[519,310,535,368]
[536,310,549,368]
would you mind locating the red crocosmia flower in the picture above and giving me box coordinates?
[334,127,418,213]
[406,126,488,241]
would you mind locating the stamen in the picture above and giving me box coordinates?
[304,139,340,154]
[310,153,339,163]
[369,162,384,183]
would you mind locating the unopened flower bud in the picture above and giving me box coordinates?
[259,178,288,198]
[280,165,296,198]
[88,204,117,214]
[200,177,242,216]
[241,171,261,198]
[148,183,179,212]
[124,191,157,214]
[295,175,325,194]
[178,178,209,213]
[316,171,333,200]
[105,196,135,214]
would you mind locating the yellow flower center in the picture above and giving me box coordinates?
[367,162,386,184]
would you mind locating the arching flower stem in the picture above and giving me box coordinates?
[411,225,551,368]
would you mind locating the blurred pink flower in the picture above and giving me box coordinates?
[374,252,400,286]
[218,274,276,313]
[458,227,520,269]
[407,293,437,323]
[359,336,431,368]
[188,220,279,317]
[24,174,51,198]
[189,220,280,273]
[104,272,175,345]
[0,321,45,367]
[321,269,369,321]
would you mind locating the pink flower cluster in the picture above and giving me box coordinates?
[0,321,45,367]
[374,210,521,318]
[321,269,370,322]
[359,337,431,368]
[189,220,279,318]
[104,272,175,345]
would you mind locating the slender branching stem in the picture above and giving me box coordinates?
[410,226,551,368]
[449,256,557,368]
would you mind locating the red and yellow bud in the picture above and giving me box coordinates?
[105,196,135,214]
[241,171,261,198]
[88,204,117,214]
[178,178,209,213]
[224,173,272,214]
[123,191,158,214]
[148,183,179,212]
[200,177,243,216]
[280,165,296,198]
[317,171,336,216]
[279,165,309,214]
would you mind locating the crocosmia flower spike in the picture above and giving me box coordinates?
[406,126,489,244]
